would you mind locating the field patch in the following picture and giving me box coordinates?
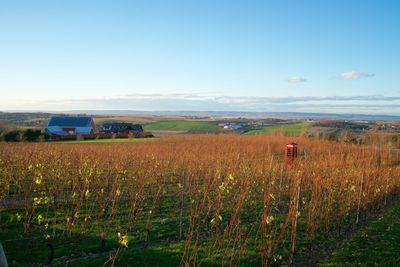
[143,120,220,131]
[244,122,308,136]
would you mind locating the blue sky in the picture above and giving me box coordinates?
[1,0,399,114]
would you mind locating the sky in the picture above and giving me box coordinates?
[0,0,399,114]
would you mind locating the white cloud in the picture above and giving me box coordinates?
[340,70,375,80]
[288,76,307,83]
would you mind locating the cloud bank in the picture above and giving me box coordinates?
[288,76,308,83]
[2,93,399,115]
[340,70,375,80]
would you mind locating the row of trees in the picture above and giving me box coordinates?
[0,128,48,142]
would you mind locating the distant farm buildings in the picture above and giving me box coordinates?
[45,116,95,138]
[219,123,243,130]
[100,122,143,133]
[44,116,150,141]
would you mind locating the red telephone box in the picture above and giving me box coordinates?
[285,142,298,165]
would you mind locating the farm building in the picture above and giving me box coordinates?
[101,122,143,133]
[45,116,95,137]
[222,123,243,130]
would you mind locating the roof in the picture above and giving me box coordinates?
[48,116,94,127]
[286,142,298,147]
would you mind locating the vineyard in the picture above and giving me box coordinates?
[0,135,399,266]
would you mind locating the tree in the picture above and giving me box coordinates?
[343,128,357,144]
[24,129,42,142]
[4,130,21,142]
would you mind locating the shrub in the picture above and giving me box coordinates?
[24,129,42,142]
[4,130,22,142]
[343,128,358,144]
[324,132,338,142]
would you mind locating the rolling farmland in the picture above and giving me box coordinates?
[244,122,308,136]
[0,135,399,266]
[143,120,221,132]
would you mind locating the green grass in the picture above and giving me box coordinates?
[4,193,399,266]
[321,204,400,267]
[0,196,263,267]
[244,122,308,136]
[52,243,184,267]
[143,120,220,131]
[0,195,184,266]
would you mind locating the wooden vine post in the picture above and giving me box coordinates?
[356,173,364,224]
[179,171,186,241]
[288,183,301,266]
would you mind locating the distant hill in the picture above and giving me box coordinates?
[62,110,400,121]
[1,111,399,125]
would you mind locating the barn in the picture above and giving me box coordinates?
[45,116,95,137]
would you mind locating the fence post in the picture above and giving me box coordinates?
[288,183,301,266]
[384,174,389,206]
[356,174,364,224]
[179,171,186,241]
[0,242,8,267]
